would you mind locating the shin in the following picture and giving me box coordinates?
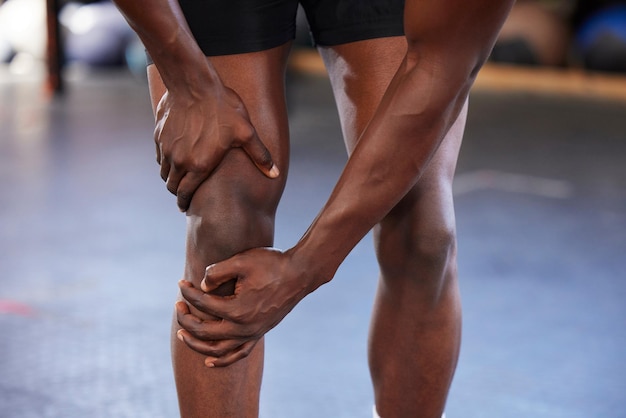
[368,107,467,418]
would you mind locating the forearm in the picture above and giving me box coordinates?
[112,0,219,93]
[291,0,515,292]
[292,58,468,287]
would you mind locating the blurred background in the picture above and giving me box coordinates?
[2,0,626,82]
[0,0,625,417]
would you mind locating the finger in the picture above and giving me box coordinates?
[176,329,246,358]
[175,299,206,327]
[153,124,162,165]
[176,171,208,212]
[178,280,220,317]
[175,301,221,339]
[175,300,191,315]
[155,141,161,165]
[206,339,259,368]
[179,281,249,338]
[239,129,279,179]
[159,158,170,182]
[166,167,185,196]
[201,261,240,293]
[179,280,232,319]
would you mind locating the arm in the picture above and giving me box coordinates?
[113,0,279,210]
[292,0,515,288]
[112,0,211,96]
[176,0,514,366]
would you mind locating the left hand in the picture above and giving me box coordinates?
[154,86,278,212]
[176,247,313,367]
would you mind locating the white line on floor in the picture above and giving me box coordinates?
[453,169,574,198]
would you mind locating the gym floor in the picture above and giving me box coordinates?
[0,61,625,418]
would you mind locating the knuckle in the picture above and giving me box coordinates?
[241,345,253,358]
[235,343,255,362]
[212,347,229,358]
[206,341,229,357]
[177,190,191,202]
[170,154,186,169]
[193,331,212,343]
[166,182,178,195]
[191,323,218,342]
[184,322,206,338]
[172,154,210,174]
[237,123,256,144]
[180,290,200,308]
[228,313,243,323]
[188,296,207,312]
[161,149,173,163]
[190,159,211,173]
[235,351,251,363]
[192,343,215,357]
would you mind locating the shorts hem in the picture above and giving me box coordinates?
[312,19,404,47]
[195,34,295,57]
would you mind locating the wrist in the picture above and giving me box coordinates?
[145,29,219,95]
[155,58,219,97]
[286,238,341,295]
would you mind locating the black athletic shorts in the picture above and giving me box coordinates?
[178,0,405,56]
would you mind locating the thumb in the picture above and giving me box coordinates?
[202,261,239,294]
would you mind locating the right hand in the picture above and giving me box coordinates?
[176,247,317,367]
[154,85,279,211]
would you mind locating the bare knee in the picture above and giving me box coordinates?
[376,218,456,277]
[188,195,276,260]
[183,152,286,280]
[374,189,457,290]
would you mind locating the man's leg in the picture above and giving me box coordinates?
[320,38,466,418]
[147,43,292,418]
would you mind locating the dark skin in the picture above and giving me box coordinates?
[176,0,514,365]
[115,0,279,212]
[113,0,514,416]
[144,46,291,417]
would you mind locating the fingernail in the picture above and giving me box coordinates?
[174,301,185,312]
[200,280,208,292]
[204,358,216,368]
[269,164,280,178]
[176,330,184,342]
[178,279,190,287]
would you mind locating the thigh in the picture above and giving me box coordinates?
[320,36,466,241]
[148,42,293,276]
[319,36,406,153]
